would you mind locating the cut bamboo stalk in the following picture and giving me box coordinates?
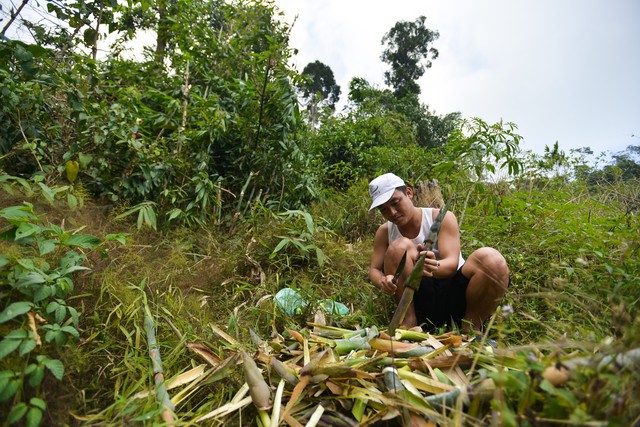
[304,405,325,427]
[232,383,250,403]
[143,304,175,426]
[271,379,285,427]
[303,338,310,366]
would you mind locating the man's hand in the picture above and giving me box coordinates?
[378,274,397,295]
[416,246,440,277]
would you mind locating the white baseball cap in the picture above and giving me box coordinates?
[368,173,406,211]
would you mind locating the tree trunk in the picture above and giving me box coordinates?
[155,0,168,67]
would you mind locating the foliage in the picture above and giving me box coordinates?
[434,117,524,182]
[584,144,640,184]
[381,15,439,98]
[2,2,640,424]
[299,60,341,112]
[0,202,123,426]
[1,0,317,227]
[269,209,328,268]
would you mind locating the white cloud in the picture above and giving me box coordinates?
[275,0,640,157]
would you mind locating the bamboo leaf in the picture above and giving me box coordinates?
[195,396,252,422]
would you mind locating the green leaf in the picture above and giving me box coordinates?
[26,406,43,427]
[0,336,22,360]
[19,338,37,356]
[43,359,64,380]
[145,206,157,230]
[61,325,79,339]
[33,285,53,303]
[30,397,46,411]
[63,234,101,249]
[7,402,28,424]
[6,329,28,339]
[105,233,127,244]
[15,222,41,240]
[37,239,57,256]
[67,192,78,210]
[0,377,21,402]
[78,153,93,168]
[16,272,47,287]
[167,208,183,221]
[46,300,59,314]
[315,247,326,266]
[68,306,79,327]
[302,211,315,234]
[13,44,33,62]
[83,28,98,45]
[28,365,45,387]
[58,265,91,276]
[0,205,37,222]
[59,250,85,268]
[37,182,56,204]
[270,238,290,257]
[0,301,33,323]
[24,44,48,57]
[45,329,66,345]
[17,258,37,270]
[55,304,66,324]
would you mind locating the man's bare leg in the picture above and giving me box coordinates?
[461,247,509,332]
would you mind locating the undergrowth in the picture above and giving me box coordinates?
[1,176,639,426]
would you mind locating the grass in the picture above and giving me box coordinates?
[1,176,639,426]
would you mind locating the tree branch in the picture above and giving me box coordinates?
[1,0,30,36]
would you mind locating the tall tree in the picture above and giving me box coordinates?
[299,60,340,125]
[380,15,439,99]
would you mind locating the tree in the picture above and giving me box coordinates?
[346,76,458,148]
[381,15,439,99]
[1,0,317,225]
[299,60,340,126]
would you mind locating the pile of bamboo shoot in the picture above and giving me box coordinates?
[194,323,495,426]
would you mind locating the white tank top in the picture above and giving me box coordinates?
[387,208,465,268]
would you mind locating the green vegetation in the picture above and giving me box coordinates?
[1,0,639,425]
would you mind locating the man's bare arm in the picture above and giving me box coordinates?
[369,224,391,291]
[417,209,461,278]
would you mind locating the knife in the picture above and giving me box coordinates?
[392,251,408,284]
[388,206,448,335]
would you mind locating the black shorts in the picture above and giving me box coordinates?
[413,268,469,331]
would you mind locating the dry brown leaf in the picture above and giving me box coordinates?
[186,342,222,366]
[27,311,42,347]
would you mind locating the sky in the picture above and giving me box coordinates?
[273,0,640,158]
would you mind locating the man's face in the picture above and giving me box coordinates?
[378,189,412,224]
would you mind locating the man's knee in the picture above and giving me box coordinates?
[387,237,418,259]
[465,247,509,286]
[384,237,417,274]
